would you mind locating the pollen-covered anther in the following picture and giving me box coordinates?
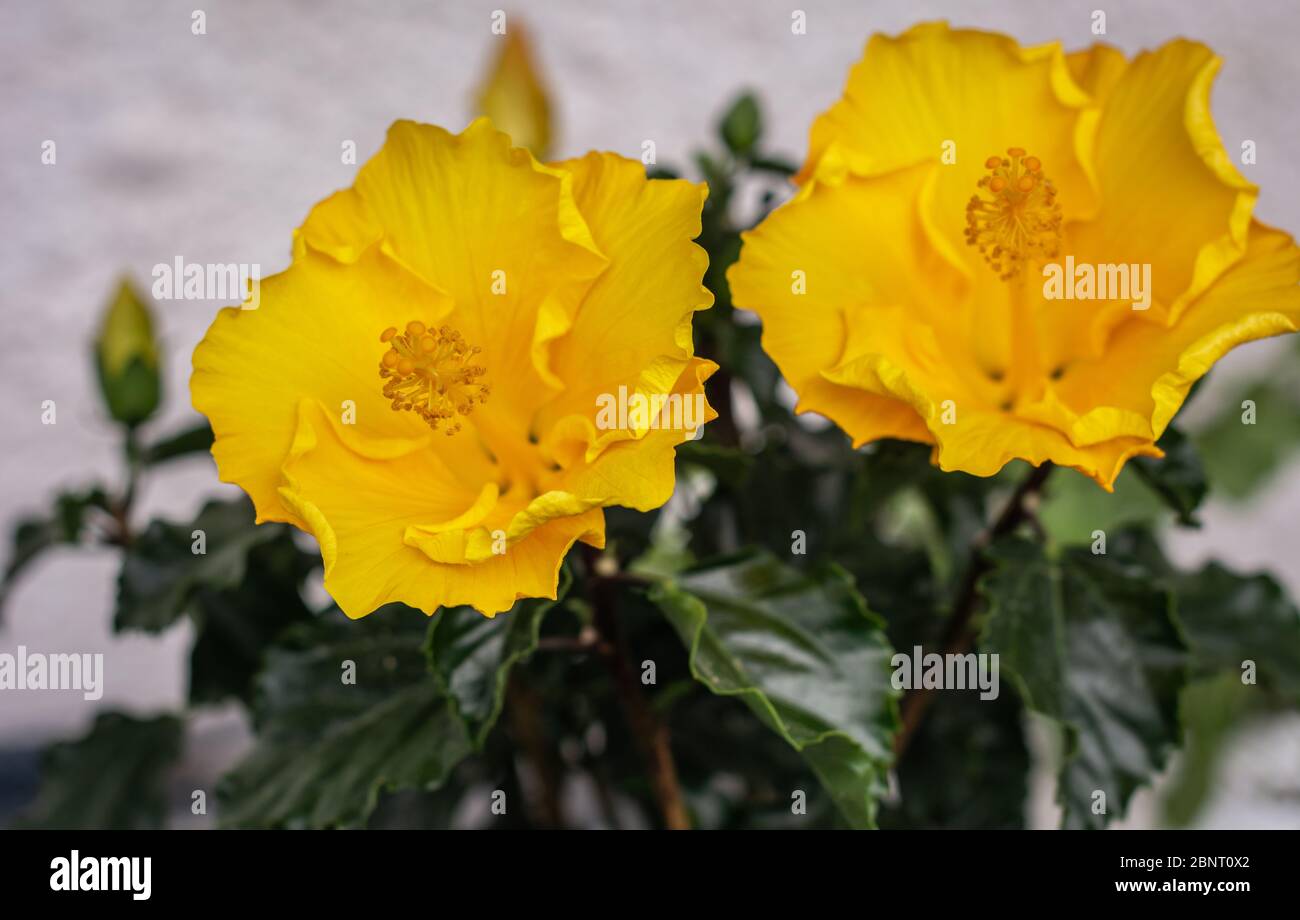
[377,321,490,435]
[963,147,1062,280]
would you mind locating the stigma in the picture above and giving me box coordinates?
[378,321,490,435]
[964,147,1062,280]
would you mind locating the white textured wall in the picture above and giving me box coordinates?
[2,0,1298,827]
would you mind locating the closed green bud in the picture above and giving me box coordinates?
[95,278,161,426]
[719,92,762,158]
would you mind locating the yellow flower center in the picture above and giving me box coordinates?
[378,321,490,436]
[964,147,1062,280]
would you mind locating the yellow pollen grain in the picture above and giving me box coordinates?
[962,146,1063,281]
[377,320,491,436]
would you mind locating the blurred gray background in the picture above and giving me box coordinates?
[2,0,1297,827]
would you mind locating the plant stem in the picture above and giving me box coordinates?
[504,672,565,828]
[893,462,1053,761]
[109,427,144,546]
[584,548,691,829]
[704,364,740,448]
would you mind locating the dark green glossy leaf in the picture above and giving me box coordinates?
[650,552,899,828]
[1162,674,1252,827]
[881,685,1030,829]
[425,569,569,745]
[693,151,725,188]
[1,486,111,616]
[670,690,841,828]
[674,440,754,485]
[187,534,316,705]
[980,538,1187,829]
[114,497,281,633]
[702,231,741,311]
[1194,349,1300,499]
[142,423,214,465]
[1130,426,1207,526]
[15,712,183,829]
[1039,465,1166,546]
[749,155,798,176]
[1172,562,1300,702]
[218,606,471,828]
[114,497,315,704]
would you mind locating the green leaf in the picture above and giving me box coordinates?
[218,606,472,828]
[187,533,316,705]
[881,686,1030,829]
[142,423,214,465]
[718,92,762,157]
[1,486,112,617]
[1039,465,1166,546]
[114,497,281,633]
[749,155,798,176]
[668,692,839,827]
[649,552,899,828]
[1058,532,1300,824]
[94,278,160,426]
[1194,351,1300,500]
[693,151,726,189]
[1162,674,1252,827]
[646,165,680,180]
[425,569,569,746]
[675,440,754,485]
[15,712,183,829]
[628,512,696,580]
[1130,426,1207,526]
[114,497,314,703]
[701,231,741,313]
[1172,562,1300,702]
[980,538,1187,828]
[4,487,111,574]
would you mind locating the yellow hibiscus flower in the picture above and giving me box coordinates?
[728,21,1300,489]
[192,119,714,617]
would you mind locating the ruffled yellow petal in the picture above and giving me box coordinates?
[791,378,933,448]
[729,161,971,444]
[554,357,719,512]
[790,21,1107,383]
[191,245,476,525]
[279,398,603,617]
[535,152,712,455]
[193,118,711,618]
[1036,222,1300,445]
[797,21,1098,247]
[928,411,1161,491]
[1065,42,1127,105]
[345,119,608,440]
[294,187,383,264]
[821,308,1162,489]
[1059,39,1257,354]
[740,24,1295,491]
